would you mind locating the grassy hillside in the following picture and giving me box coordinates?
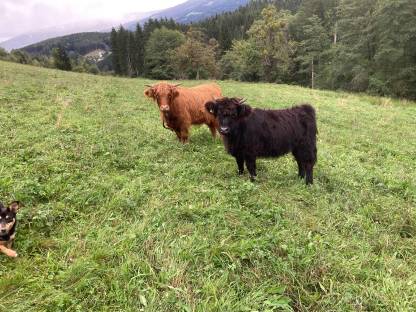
[0,61,415,311]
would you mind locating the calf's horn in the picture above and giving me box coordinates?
[145,84,153,88]
[173,83,182,87]
[163,121,174,132]
[238,98,247,104]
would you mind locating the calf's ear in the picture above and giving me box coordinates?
[144,88,155,99]
[8,201,23,213]
[205,101,218,116]
[172,88,180,98]
[237,104,252,118]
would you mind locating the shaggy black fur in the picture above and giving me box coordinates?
[205,98,317,184]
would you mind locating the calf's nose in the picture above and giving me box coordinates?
[160,105,169,112]
[220,127,230,134]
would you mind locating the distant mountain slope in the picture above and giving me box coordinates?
[0,20,116,52]
[3,0,248,50]
[125,0,250,30]
[0,12,154,52]
[1,32,72,52]
[20,32,111,57]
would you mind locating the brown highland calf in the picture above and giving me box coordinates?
[145,82,222,143]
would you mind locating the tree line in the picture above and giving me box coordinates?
[21,32,110,56]
[0,32,112,74]
[110,0,415,100]
[0,46,100,74]
[2,0,414,100]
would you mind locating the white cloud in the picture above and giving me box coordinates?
[0,0,187,38]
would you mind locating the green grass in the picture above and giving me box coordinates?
[0,60,415,311]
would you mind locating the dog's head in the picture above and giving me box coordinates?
[0,201,22,236]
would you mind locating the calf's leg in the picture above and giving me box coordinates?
[179,127,189,143]
[245,156,257,181]
[293,150,305,179]
[305,144,317,185]
[298,161,305,179]
[236,155,245,175]
[293,145,315,184]
[175,130,182,141]
[208,123,217,138]
[305,162,314,185]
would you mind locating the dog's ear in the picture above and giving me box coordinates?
[237,103,252,118]
[205,101,218,116]
[144,87,155,99]
[8,201,23,213]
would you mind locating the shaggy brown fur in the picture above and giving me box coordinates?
[145,82,222,143]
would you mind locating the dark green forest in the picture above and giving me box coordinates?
[2,0,415,99]
[110,0,416,99]
[0,32,110,74]
[21,32,111,56]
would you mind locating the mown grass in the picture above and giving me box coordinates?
[0,60,415,311]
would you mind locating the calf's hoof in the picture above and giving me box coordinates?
[250,175,257,182]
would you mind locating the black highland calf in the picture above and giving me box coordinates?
[205,98,317,184]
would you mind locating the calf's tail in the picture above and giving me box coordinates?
[300,104,317,136]
[299,104,318,165]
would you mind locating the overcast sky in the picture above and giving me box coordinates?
[0,0,187,41]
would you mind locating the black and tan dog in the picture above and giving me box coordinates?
[0,201,23,258]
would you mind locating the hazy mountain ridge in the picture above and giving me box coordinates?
[125,0,250,30]
[20,32,111,57]
[0,12,154,51]
[1,0,249,50]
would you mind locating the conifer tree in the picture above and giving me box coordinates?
[52,46,72,71]
[110,27,121,75]
[127,31,136,76]
[372,0,416,99]
[0,47,7,59]
[134,24,145,77]
[117,26,129,76]
[296,15,330,88]
[328,0,378,92]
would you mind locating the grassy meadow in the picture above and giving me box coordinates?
[0,60,415,311]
